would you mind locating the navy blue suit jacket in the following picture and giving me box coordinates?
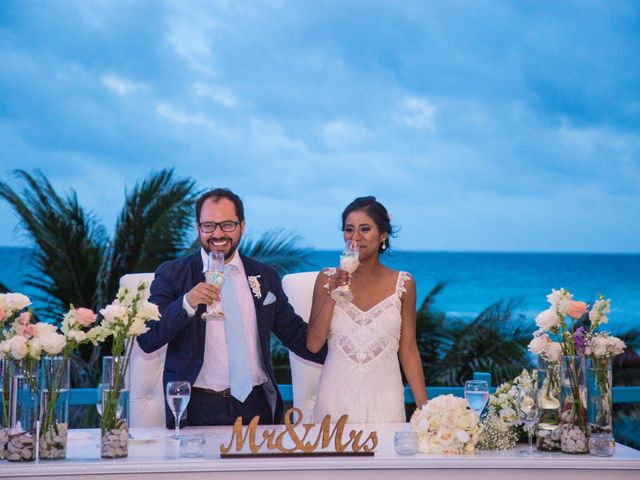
[137,251,326,426]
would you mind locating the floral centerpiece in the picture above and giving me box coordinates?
[531,289,625,453]
[39,306,99,460]
[0,293,33,459]
[477,369,536,451]
[410,394,483,454]
[0,295,70,461]
[97,282,159,458]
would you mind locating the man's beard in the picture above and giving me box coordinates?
[200,236,239,260]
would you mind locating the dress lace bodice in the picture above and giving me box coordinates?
[314,270,412,423]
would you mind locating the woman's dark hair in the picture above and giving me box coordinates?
[341,196,395,253]
[195,188,244,223]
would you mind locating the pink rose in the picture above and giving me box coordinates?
[19,311,31,324]
[25,324,35,336]
[567,301,588,319]
[75,308,97,327]
[16,324,26,336]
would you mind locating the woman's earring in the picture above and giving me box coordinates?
[381,243,387,250]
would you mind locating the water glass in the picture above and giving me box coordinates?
[180,433,205,458]
[394,431,418,455]
[464,380,489,416]
[166,381,191,439]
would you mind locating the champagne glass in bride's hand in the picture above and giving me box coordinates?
[517,386,541,456]
[202,251,225,321]
[330,240,360,303]
[166,381,191,440]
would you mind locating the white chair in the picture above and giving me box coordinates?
[282,271,323,417]
[119,273,167,428]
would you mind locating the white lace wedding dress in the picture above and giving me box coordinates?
[314,270,411,423]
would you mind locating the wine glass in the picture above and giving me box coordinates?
[166,381,191,440]
[464,380,489,417]
[517,386,541,456]
[202,251,225,321]
[330,240,360,303]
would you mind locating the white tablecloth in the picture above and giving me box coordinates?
[2,423,640,479]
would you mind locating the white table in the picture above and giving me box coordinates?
[2,423,640,479]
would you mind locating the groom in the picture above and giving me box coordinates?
[137,188,326,427]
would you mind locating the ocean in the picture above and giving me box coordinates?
[1,247,639,334]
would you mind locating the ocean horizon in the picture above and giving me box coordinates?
[2,247,639,334]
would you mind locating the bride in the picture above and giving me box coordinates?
[307,196,428,423]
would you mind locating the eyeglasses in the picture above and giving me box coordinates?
[198,221,240,233]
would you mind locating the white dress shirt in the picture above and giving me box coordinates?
[183,248,267,391]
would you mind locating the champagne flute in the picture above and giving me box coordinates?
[464,380,489,416]
[202,251,225,321]
[517,386,541,456]
[330,240,360,303]
[166,381,191,440]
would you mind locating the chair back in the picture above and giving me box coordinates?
[119,273,167,428]
[282,271,322,416]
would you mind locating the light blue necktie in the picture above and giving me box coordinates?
[222,265,253,402]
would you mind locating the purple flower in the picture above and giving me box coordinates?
[574,327,586,356]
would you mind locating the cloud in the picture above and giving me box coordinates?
[393,97,437,131]
[321,120,366,148]
[101,74,146,96]
[192,83,237,109]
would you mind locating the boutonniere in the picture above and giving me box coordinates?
[247,275,262,299]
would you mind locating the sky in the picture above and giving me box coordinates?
[0,0,639,253]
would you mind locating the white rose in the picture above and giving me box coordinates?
[28,339,42,359]
[528,335,549,355]
[547,342,562,362]
[33,322,58,338]
[535,308,561,332]
[2,293,32,314]
[455,429,470,443]
[39,332,66,355]
[499,406,518,426]
[7,335,28,359]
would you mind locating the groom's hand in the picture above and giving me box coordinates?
[185,282,221,309]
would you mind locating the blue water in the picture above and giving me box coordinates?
[2,247,639,334]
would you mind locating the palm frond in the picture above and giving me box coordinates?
[103,169,198,302]
[0,170,107,320]
[240,228,312,275]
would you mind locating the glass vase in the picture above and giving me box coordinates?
[536,357,561,451]
[0,358,9,460]
[587,357,614,455]
[559,354,588,453]
[100,355,130,459]
[39,356,70,460]
[7,358,39,462]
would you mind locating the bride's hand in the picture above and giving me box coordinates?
[327,270,350,292]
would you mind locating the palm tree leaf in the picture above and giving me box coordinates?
[239,228,312,275]
[104,169,198,301]
[0,170,107,320]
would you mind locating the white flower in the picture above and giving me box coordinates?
[589,297,611,329]
[86,325,108,345]
[546,288,572,315]
[67,330,87,343]
[28,339,42,359]
[39,332,66,355]
[128,318,150,336]
[136,301,160,322]
[535,308,561,332]
[590,333,626,358]
[33,322,57,338]
[247,275,262,299]
[7,335,28,359]
[0,293,31,314]
[528,334,562,362]
[455,429,470,443]
[100,304,128,324]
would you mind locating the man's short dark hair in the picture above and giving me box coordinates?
[195,188,245,223]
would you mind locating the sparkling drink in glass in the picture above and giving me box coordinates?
[464,380,489,416]
[330,240,360,303]
[166,381,191,440]
[202,251,225,321]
